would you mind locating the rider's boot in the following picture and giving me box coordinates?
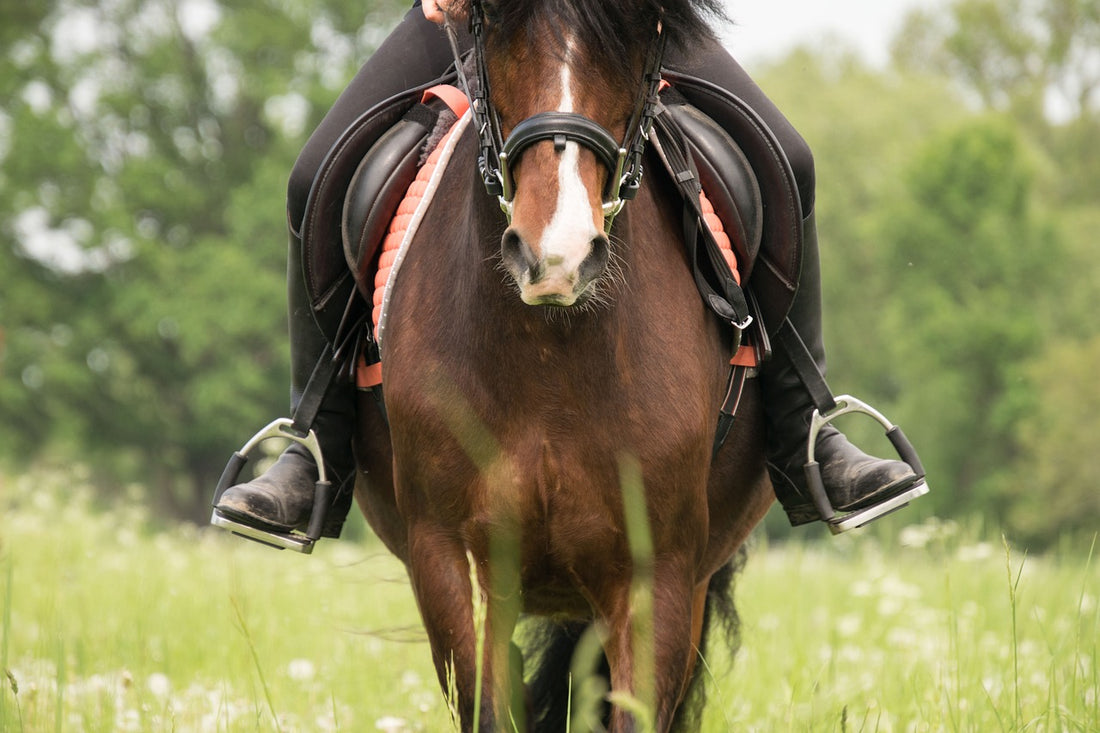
[762,211,928,530]
[214,229,356,538]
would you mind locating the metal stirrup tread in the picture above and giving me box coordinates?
[803,395,930,534]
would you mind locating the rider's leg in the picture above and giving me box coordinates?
[215,4,453,534]
[288,2,453,227]
[667,41,925,526]
[215,229,356,534]
[759,212,922,525]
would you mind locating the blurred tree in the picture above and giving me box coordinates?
[751,48,969,403]
[0,0,406,519]
[877,118,1066,526]
[890,0,1100,547]
[1006,336,1100,547]
[892,0,1100,202]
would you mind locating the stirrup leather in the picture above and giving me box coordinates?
[210,418,334,554]
[804,395,930,534]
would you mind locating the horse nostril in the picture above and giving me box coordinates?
[502,228,539,280]
[579,233,610,282]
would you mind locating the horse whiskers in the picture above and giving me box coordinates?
[487,241,627,322]
[577,245,627,313]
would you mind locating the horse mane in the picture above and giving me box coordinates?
[478,0,726,67]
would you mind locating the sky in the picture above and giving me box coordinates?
[719,0,945,69]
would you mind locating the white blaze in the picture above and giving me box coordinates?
[536,50,601,276]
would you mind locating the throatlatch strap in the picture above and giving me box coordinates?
[775,318,837,415]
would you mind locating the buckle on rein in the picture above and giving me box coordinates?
[209,418,333,553]
[804,396,930,534]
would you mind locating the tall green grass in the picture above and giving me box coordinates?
[1,467,1096,731]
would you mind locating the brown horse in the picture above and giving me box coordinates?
[352,0,773,729]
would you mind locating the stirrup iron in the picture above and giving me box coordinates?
[804,395,929,534]
[210,418,334,553]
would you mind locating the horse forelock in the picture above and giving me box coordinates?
[483,0,724,70]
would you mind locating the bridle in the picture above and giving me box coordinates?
[444,0,667,233]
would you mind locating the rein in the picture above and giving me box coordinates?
[444,0,667,233]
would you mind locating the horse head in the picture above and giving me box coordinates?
[473,0,667,307]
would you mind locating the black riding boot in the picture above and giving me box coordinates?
[762,211,927,529]
[214,230,357,537]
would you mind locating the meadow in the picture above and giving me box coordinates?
[1,467,1096,732]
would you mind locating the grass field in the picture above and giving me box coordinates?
[1,467,1096,731]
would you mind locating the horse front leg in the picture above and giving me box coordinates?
[406,523,523,731]
[599,559,698,732]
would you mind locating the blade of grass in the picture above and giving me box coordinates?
[619,453,655,729]
[1070,534,1096,709]
[467,551,486,733]
[230,595,283,733]
[53,637,64,733]
[1,554,13,730]
[2,555,10,675]
[1002,535,1026,731]
[444,651,460,730]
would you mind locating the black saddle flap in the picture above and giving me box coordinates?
[662,98,763,281]
[300,72,456,327]
[341,103,443,303]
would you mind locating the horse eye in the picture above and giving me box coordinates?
[481,1,502,23]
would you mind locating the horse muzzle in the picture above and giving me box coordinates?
[501,227,610,306]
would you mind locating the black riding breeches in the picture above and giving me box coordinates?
[286,3,815,231]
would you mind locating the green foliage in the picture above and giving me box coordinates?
[892,0,1100,202]
[879,118,1064,522]
[1007,337,1100,546]
[751,46,969,402]
[0,0,406,517]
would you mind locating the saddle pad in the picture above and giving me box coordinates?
[373,106,472,347]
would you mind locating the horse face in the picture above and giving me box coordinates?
[488,29,637,307]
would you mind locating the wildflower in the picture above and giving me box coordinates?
[147,672,171,698]
[287,658,316,682]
